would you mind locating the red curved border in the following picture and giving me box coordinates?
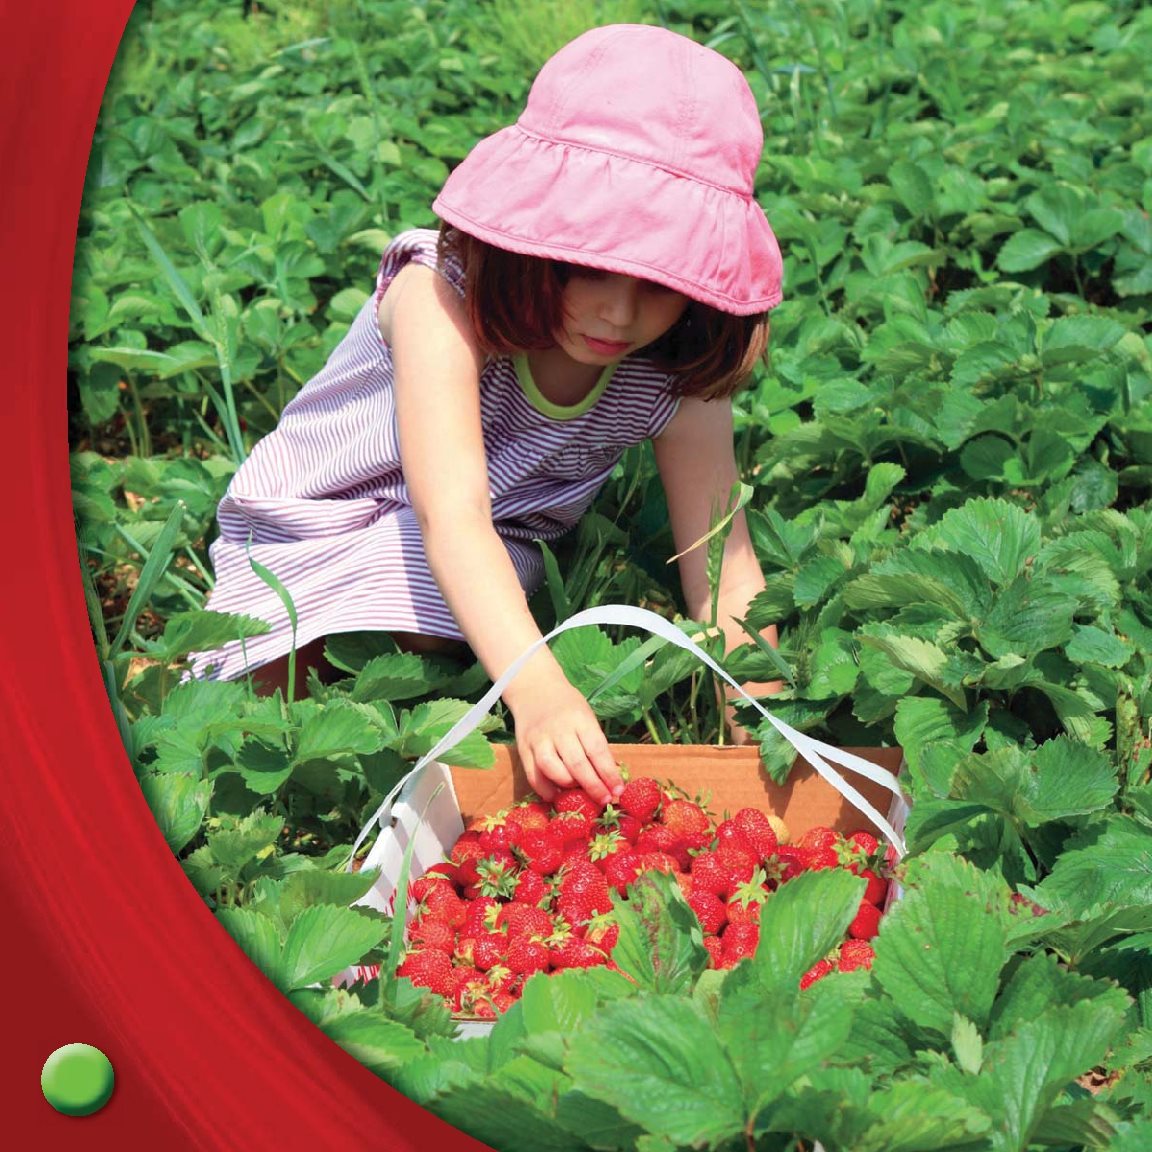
[1,4,488,1148]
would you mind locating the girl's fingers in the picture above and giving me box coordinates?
[519,744,557,802]
[553,735,611,806]
[528,742,576,795]
[581,731,623,799]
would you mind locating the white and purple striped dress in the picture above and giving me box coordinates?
[195,229,681,680]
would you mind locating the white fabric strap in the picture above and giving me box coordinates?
[348,604,906,864]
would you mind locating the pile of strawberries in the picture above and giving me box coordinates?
[396,775,895,1018]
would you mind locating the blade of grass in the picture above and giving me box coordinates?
[109,502,186,658]
[734,616,796,687]
[245,539,299,706]
[587,633,667,703]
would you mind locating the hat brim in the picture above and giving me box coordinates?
[432,126,783,316]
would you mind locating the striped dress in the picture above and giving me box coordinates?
[194,229,681,680]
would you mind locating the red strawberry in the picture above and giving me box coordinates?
[584,911,619,953]
[688,890,728,934]
[799,958,834,989]
[451,967,490,1012]
[859,869,889,906]
[506,935,550,976]
[549,935,605,970]
[474,851,520,900]
[661,798,712,841]
[765,846,806,884]
[795,844,839,872]
[837,939,876,972]
[798,825,840,852]
[716,842,758,893]
[551,810,595,848]
[457,930,506,972]
[635,824,690,868]
[618,776,662,823]
[617,814,644,844]
[602,850,644,895]
[512,869,550,906]
[397,949,456,997]
[732,807,779,859]
[689,850,730,897]
[420,885,468,928]
[702,935,724,968]
[635,851,681,878]
[463,896,501,936]
[504,800,552,835]
[408,919,456,954]
[716,818,755,855]
[587,828,627,862]
[726,872,769,926]
[848,901,882,941]
[410,872,455,903]
[498,903,553,941]
[846,829,879,857]
[720,922,760,967]
[450,839,487,889]
[554,787,603,820]
[516,830,565,876]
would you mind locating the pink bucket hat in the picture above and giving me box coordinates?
[432,24,783,315]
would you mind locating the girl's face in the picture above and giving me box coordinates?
[554,268,689,364]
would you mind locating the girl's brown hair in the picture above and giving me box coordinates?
[437,225,769,400]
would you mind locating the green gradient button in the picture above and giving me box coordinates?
[41,1044,115,1116]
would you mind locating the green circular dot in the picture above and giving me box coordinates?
[41,1044,115,1116]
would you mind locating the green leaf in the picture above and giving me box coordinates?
[278,868,383,925]
[235,741,294,795]
[109,502,186,658]
[564,996,746,1146]
[320,1010,427,1074]
[752,869,865,993]
[872,854,1009,1035]
[1066,624,1135,667]
[857,631,968,710]
[140,609,271,663]
[399,698,496,769]
[216,907,283,981]
[889,160,936,217]
[965,999,1129,1151]
[854,1081,991,1152]
[349,652,436,703]
[978,575,1077,658]
[893,697,989,770]
[720,969,860,1119]
[1026,184,1082,247]
[610,872,709,994]
[207,810,284,872]
[433,1071,590,1152]
[844,548,990,619]
[279,904,387,990]
[998,229,1065,271]
[951,1013,983,1074]
[1026,738,1118,824]
[916,498,1041,586]
[293,701,385,764]
[991,951,1126,1040]
[1036,818,1152,914]
[138,771,212,853]
[793,553,849,609]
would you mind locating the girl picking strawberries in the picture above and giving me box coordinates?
[196,24,784,807]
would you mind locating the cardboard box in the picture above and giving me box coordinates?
[339,742,907,1020]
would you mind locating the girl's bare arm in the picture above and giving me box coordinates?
[379,264,621,802]
[653,396,782,735]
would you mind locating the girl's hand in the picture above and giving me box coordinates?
[508,675,623,806]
